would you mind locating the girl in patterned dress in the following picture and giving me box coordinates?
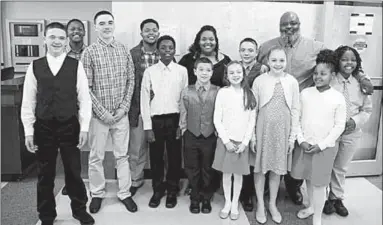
[251,46,300,224]
[212,61,256,220]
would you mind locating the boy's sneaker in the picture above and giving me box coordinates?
[334,199,349,217]
[323,200,336,215]
[73,210,95,225]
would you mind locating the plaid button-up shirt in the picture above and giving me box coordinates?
[81,38,135,120]
[66,43,87,61]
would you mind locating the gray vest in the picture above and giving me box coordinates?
[185,84,219,137]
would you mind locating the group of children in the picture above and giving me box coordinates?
[154,36,371,225]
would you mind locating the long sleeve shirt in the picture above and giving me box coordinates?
[21,53,92,136]
[297,87,346,150]
[330,73,373,130]
[81,38,135,120]
[252,72,300,143]
[140,61,188,130]
[213,87,256,145]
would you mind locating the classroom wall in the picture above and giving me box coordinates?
[1,1,112,67]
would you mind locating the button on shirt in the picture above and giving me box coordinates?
[21,53,92,136]
[330,73,373,130]
[81,38,135,120]
[141,61,188,130]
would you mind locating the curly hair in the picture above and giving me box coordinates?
[316,49,337,72]
[334,45,362,76]
[188,25,219,61]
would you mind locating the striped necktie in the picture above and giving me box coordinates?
[343,80,351,120]
[198,86,206,103]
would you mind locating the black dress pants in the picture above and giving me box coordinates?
[183,130,216,201]
[34,117,87,222]
[150,113,181,194]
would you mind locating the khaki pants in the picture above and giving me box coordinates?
[88,115,131,200]
[329,130,362,200]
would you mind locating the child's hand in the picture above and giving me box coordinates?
[176,128,181,140]
[235,143,247,154]
[305,144,321,154]
[287,141,295,154]
[260,64,269,73]
[360,77,374,95]
[145,130,156,143]
[300,142,311,152]
[225,141,237,152]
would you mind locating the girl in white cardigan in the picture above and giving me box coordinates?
[251,46,300,224]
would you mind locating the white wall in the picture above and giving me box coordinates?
[113,2,324,61]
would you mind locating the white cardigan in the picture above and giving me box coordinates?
[252,72,300,143]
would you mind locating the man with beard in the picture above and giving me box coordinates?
[257,11,373,205]
[129,19,161,196]
[61,18,87,196]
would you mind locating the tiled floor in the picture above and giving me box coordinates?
[29,178,382,225]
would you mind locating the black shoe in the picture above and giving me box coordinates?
[323,200,336,215]
[149,192,165,208]
[288,189,303,205]
[89,197,103,214]
[165,194,177,208]
[120,197,138,212]
[61,186,68,195]
[201,200,212,214]
[241,196,253,212]
[73,210,95,225]
[334,199,349,217]
[41,221,54,225]
[189,200,200,214]
[130,183,144,197]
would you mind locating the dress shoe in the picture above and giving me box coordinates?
[333,199,349,217]
[269,205,282,224]
[73,210,95,225]
[189,200,200,214]
[219,209,229,219]
[255,209,267,224]
[165,194,177,208]
[149,192,165,208]
[89,197,103,214]
[201,200,212,214]
[241,196,253,212]
[41,221,54,225]
[323,200,336,215]
[230,212,239,220]
[61,186,68,195]
[297,207,314,219]
[120,197,138,212]
[130,183,144,197]
[288,189,303,205]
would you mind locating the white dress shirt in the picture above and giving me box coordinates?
[140,61,188,130]
[213,86,256,145]
[330,73,372,130]
[297,87,346,150]
[21,52,92,136]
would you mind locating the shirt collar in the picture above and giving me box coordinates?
[139,41,158,55]
[46,52,67,62]
[97,37,117,47]
[196,81,211,92]
[158,60,174,71]
[66,43,86,54]
[241,60,256,71]
[336,72,354,84]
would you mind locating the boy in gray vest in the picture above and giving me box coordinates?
[179,57,219,214]
[21,22,94,225]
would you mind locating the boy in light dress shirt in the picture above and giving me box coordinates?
[21,22,94,225]
[141,35,188,208]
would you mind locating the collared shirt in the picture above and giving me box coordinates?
[141,61,188,130]
[240,60,264,87]
[257,36,325,91]
[214,86,256,145]
[297,87,346,150]
[66,43,87,60]
[242,60,257,76]
[21,52,92,136]
[81,38,135,120]
[195,81,211,101]
[330,73,373,130]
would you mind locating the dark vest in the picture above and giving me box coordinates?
[33,56,78,121]
[184,84,219,137]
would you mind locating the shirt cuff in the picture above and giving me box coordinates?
[143,120,152,130]
[297,135,306,145]
[25,127,34,137]
[318,142,327,151]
